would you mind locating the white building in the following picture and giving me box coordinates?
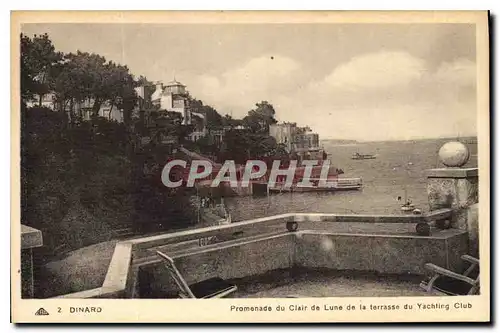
[149,79,209,142]
[151,79,193,125]
[269,122,321,153]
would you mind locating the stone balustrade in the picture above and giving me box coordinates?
[52,208,465,299]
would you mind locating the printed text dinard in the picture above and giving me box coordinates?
[162,159,338,188]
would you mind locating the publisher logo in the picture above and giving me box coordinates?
[35,308,49,316]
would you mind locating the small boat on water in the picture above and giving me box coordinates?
[401,203,422,215]
[351,152,377,160]
[268,177,363,193]
[398,189,419,213]
[331,177,363,190]
[400,203,415,212]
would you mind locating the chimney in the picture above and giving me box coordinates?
[155,81,163,91]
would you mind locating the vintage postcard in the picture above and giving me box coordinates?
[11,11,490,323]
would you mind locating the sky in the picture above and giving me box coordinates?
[22,23,477,141]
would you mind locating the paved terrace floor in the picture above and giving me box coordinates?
[142,267,435,298]
[230,268,434,298]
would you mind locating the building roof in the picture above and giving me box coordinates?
[166,79,186,87]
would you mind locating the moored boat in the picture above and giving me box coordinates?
[268,177,362,193]
[268,185,334,193]
[351,152,377,160]
[400,204,415,212]
[399,188,418,213]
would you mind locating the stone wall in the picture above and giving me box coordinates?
[137,234,294,298]
[426,167,479,256]
[293,230,468,275]
[21,225,43,298]
[467,203,479,257]
[50,208,477,299]
[135,229,468,298]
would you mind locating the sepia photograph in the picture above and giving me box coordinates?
[11,10,490,323]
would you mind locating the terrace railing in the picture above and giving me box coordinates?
[53,208,454,299]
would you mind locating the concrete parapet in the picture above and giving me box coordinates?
[21,225,43,298]
[138,233,294,298]
[426,168,478,229]
[426,166,479,257]
[49,210,472,299]
[426,168,478,179]
[466,203,479,257]
[294,229,468,275]
[21,225,43,250]
[135,229,467,297]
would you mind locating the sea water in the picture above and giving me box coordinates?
[223,138,478,222]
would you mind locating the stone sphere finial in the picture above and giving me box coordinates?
[438,141,470,167]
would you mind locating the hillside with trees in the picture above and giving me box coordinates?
[21,34,197,264]
[20,33,288,267]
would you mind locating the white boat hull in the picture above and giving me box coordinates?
[268,178,363,193]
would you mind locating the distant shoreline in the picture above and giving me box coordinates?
[322,136,478,144]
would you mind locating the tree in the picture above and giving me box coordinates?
[51,52,138,123]
[106,62,138,126]
[221,114,243,128]
[51,51,107,117]
[220,128,281,164]
[20,33,62,104]
[136,75,153,86]
[243,101,278,133]
[187,96,223,130]
[201,105,223,130]
[20,33,200,265]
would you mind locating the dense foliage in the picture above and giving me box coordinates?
[20,33,287,259]
[20,34,196,259]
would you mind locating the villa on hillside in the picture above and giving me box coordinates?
[269,122,324,161]
[27,77,247,147]
[25,93,126,122]
[135,79,208,143]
